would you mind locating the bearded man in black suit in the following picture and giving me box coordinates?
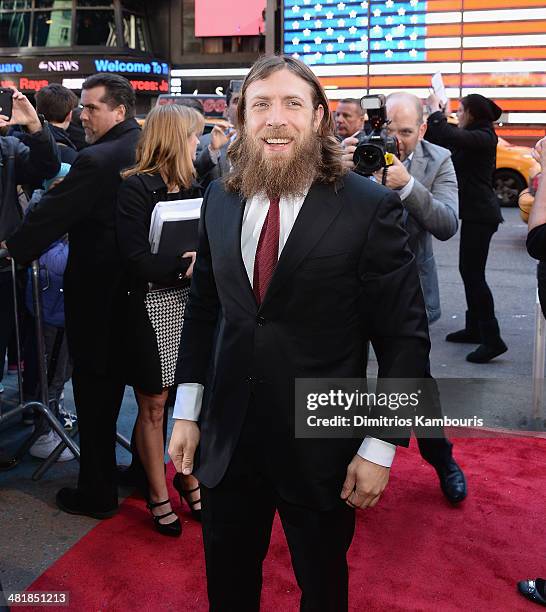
[168,55,430,612]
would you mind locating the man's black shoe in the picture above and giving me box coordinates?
[56,487,118,519]
[435,459,467,503]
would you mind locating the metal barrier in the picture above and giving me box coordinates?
[0,249,80,477]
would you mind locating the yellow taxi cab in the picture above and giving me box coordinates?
[495,137,540,207]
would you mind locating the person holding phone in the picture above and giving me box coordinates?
[0,87,60,395]
[425,92,507,363]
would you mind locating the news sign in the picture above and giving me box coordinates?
[0,55,170,95]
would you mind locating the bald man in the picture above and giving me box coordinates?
[342,92,467,504]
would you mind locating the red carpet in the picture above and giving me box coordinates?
[23,437,546,611]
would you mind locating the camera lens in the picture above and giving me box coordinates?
[353,143,385,175]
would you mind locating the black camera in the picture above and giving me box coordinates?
[353,94,399,176]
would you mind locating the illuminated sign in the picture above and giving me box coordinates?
[94,59,169,76]
[38,60,80,72]
[130,79,169,92]
[0,62,23,73]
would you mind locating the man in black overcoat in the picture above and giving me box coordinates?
[7,74,140,518]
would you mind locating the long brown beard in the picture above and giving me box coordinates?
[229,128,322,200]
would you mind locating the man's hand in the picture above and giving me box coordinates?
[0,89,42,133]
[373,155,411,190]
[341,133,359,170]
[210,121,234,151]
[340,455,390,509]
[168,419,200,475]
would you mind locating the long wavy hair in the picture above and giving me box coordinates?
[122,104,204,189]
[225,55,346,193]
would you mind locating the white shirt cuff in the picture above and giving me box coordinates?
[207,145,221,165]
[398,175,415,201]
[357,436,396,468]
[173,383,203,420]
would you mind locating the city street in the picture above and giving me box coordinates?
[0,205,543,594]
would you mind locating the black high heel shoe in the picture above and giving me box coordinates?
[146,499,182,537]
[173,473,202,522]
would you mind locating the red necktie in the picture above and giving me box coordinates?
[253,198,280,305]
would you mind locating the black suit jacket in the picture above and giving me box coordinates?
[176,171,430,509]
[425,111,502,224]
[7,119,141,376]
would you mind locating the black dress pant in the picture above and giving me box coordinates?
[200,403,355,612]
[71,367,125,510]
[459,220,498,320]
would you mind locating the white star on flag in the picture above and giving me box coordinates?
[349,25,357,34]
[373,41,380,50]
[315,20,322,28]
[386,0,394,7]
[385,33,393,41]
[410,0,418,5]
[337,35,345,43]
[293,53,300,59]
[386,16,393,25]
[292,5,300,12]
[410,15,417,23]
[397,40,405,49]
[303,44,311,52]
[337,2,345,9]
[398,7,405,16]
[349,10,357,18]
[360,34,368,41]
[372,24,382,34]
[373,8,381,17]
[326,11,334,19]
[385,49,393,58]
[338,19,345,27]
[314,36,322,44]
[360,17,368,26]
[292,37,300,45]
[349,42,356,50]
[360,50,368,58]
[292,21,300,29]
[326,26,334,35]
[303,28,311,35]
[303,12,311,20]
[315,51,322,58]
[360,1,368,8]
[337,50,345,59]
[326,43,334,51]
[409,32,418,41]
[409,48,418,57]
[314,3,322,10]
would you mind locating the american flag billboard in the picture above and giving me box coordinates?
[282,0,546,131]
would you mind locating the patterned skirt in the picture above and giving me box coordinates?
[144,285,190,388]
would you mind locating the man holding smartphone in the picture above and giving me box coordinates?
[0,88,60,394]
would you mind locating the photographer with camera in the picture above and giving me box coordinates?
[341,92,466,504]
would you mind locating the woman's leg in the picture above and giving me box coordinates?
[133,387,177,523]
[459,221,497,320]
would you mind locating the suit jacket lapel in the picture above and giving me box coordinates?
[409,141,427,183]
[260,180,345,309]
[222,190,256,311]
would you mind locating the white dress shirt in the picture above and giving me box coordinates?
[173,191,396,468]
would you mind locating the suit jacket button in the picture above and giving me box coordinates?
[246,376,255,383]
[256,316,266,326]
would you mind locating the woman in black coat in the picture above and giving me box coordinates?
[116,103,228,536]
[425,93,507,363]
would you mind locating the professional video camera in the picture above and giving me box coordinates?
[352,94,399,178]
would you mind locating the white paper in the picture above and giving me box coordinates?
[149,198,202,254]
[431,72,448,106]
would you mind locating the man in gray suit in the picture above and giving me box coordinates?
[342,91,467,503]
